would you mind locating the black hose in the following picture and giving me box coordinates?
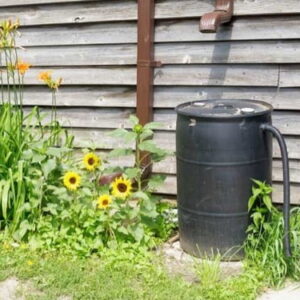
[261,124,292,257]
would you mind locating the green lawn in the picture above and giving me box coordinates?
[0,244,265,300]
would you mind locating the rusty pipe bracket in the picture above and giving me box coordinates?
[137,60,162,68]
[200,0,234,33]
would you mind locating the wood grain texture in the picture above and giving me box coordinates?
[17,67,136,85]
[280,66,300,88]
[21,87,136,107]
[24,108,300,136]
[153,87,300,110]
[18,86,300,111]
[20,41,300,66]
[3,65,278,87]
[17,16,300,47]
[2,0,300,27]
[0,1,137,26]
[18,22,137,47]
[153,65,278,86]
[0,0,98,6]
[156,17,300,42]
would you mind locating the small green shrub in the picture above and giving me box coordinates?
[26,115,175,256]
[245,180,300,286]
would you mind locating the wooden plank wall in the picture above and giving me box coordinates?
[1,0,300,204]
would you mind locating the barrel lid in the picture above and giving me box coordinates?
[175,99,273,119]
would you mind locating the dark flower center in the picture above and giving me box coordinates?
[117,183,127,193]
[102,200,108,206]
[69,177,76,184]
[88,158,95,165]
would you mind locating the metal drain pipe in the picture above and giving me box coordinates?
[136,0,161,126]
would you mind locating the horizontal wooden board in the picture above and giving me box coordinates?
[24,108,300,136]
[155,0,300,18]
[153,65,278,87]
[14,67,136,85]
[3,65,278,87]
[153,87,300,110]
[2,0,300,26]
[0,0,98,6]
[156,17,300,43]
[20,41,300,66]
[280,66,300,88]
[20,45,137,66]
[17,16,300,47]
[20,86,136,107]
[18,86,300,111]
[0,1,137,26]
[155,41,300,64]
[154,110,300,135]
[155,175,300,205]
[70,129,300,161]
[18,22,137,47]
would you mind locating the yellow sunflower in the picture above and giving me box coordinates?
[97,194,112,209]
[111,177,132,199]
[63,171,81,191]
[83,152,101,171]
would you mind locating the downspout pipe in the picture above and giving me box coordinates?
[136,0,161,126]
[200,0,234,33]
[136,0,161,173]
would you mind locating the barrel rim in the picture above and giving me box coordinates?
[175,99,273,119]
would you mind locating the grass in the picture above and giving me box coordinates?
[0,244,269,300]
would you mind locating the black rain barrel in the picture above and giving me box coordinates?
[175,99,291,260]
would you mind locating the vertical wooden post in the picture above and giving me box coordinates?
[136,0,157,125]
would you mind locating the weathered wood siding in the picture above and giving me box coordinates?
[2,0,300,203]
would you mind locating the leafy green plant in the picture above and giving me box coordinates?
[22,115,175,256]
[245,179,300,286]
[0,20,71,239]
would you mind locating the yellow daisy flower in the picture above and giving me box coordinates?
[83,152,101,171]
[16,61,31,75]
[111,177,132,199]
[63,171,81,191]
[97,194,112,209]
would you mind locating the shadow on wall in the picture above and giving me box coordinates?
[206,21,233,99]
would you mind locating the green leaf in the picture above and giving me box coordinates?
[117,226,128,235]
[147,175,166,190]
[129,224,144,242]
[132,191,149,201]
[263,195,273,212]
[138,140,164,154]
[108,129,137,143]
[108,128,129,138]
[140,129,153,141]
[46,147,69,157]
[125,167,140,179]
[144,122,162,130]
[252,212,262,227]
[108,148,134,158]
[129,115,139,126]
[32,152,46,163]
[1,181,10,220]
[42,159,57,178]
